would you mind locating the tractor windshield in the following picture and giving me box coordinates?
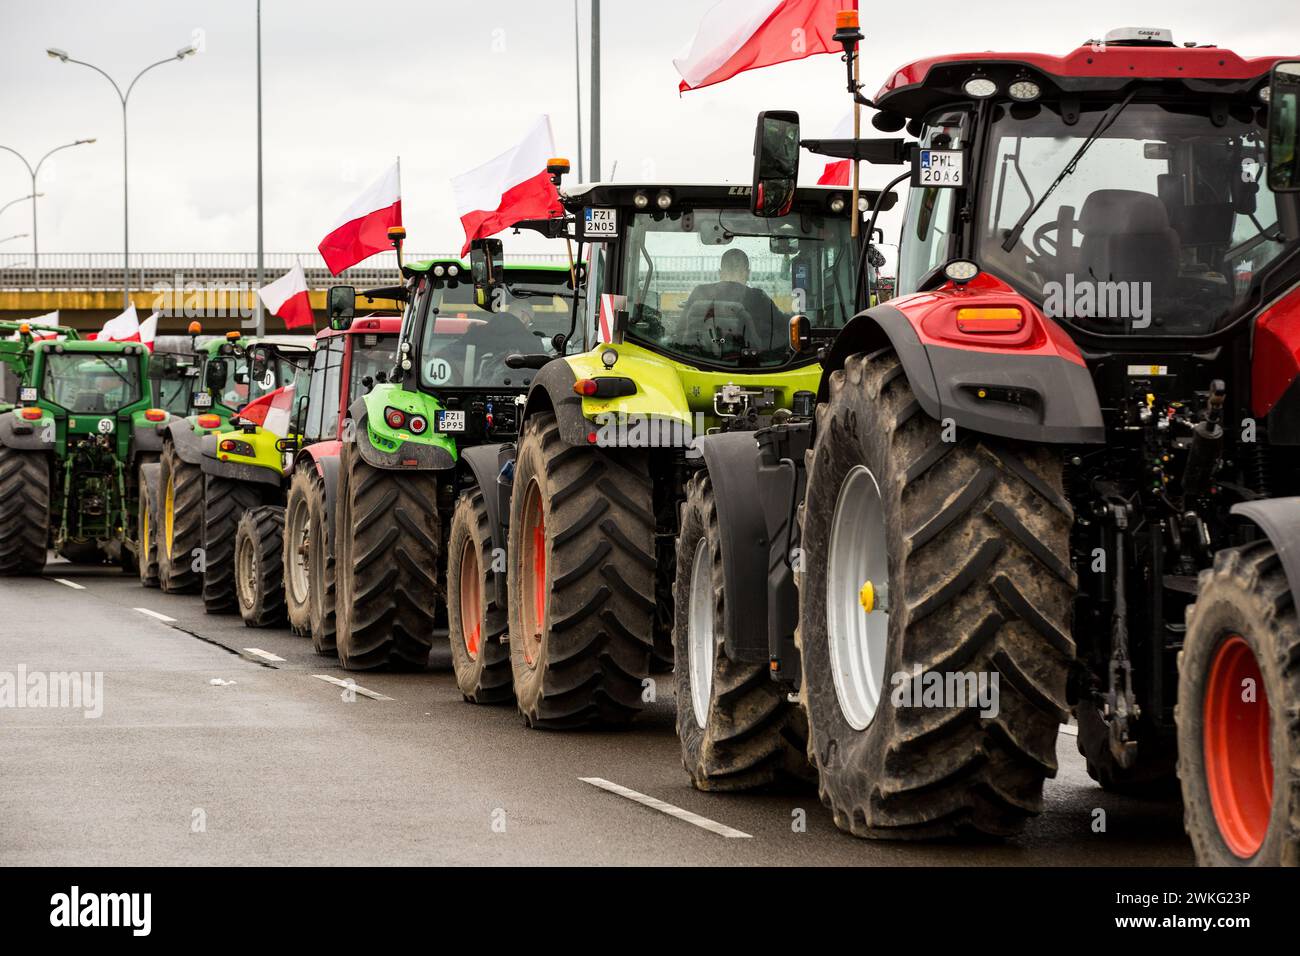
[620,207,853,368]
[415,277,571,389]
[42,352,141,414]
[347,333,398,405]
[975,100,1284,335]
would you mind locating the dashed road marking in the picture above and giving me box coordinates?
[243,648,285,663]
[52,578,86,590]
[578,777,752,839]
[312,674,394,701]
[134,607,177,623]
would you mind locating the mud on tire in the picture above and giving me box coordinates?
[202,475,263,614]
[672,470,810,790]
[797,349,1075,839]
[335,442,439,670]
[0,444,49,575]
[507,412,654,729]
[1177,540,1300,866]
[136,462,161,587]
[158,441,203,593]
[446,489,512,704]
[306,470,337,656]
[235,505,287,628]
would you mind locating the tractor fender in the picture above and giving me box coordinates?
[162,418,205,465]
[695,424,809,668]
[522,359,590,446]
[139,460,162,529]
[0,411,51,451]
[348,397,455,470]
[821,304,1105,445]
[129,423,164,470]
[460,442,516,608]
[298,439,342,477]
[1231,498,1300,605]
[198,433,282,488]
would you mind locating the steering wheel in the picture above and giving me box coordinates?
[1030,221,1060,261]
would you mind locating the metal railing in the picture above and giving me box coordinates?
[0,251,571,292]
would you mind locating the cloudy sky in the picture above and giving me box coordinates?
[0,0,1292,260]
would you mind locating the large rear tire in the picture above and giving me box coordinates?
[136,462,161,587]
[446,489,512,703]
[1177,540,1300,866]
[797,349,1075,839]
[672,470,810,790]
[306,470,337,656]
[158,441,203,593]
[335,442,439,670]
[284,468,315,637]
[506,412,654,729]
[0,445,49,575]
[201,475,263,614]
[235,505,287,628]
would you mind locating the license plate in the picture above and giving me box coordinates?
[436,410,465,433]
[584,207,618,238]
[913,149,964,187]
[19,387,37,402]
[193,392,213,408]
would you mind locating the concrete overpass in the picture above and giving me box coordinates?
[0,251,568,333]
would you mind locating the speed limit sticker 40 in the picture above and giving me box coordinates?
[913,149,964,187]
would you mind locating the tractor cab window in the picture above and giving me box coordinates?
[621,206,853,368]
[348,333,398,404]
[978,100,1284,334]
[42,352,141,414]
[416,275,570,389]
[897,111,969,295]
[217,355,250,409]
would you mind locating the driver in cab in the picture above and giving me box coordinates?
[681,248,785,354]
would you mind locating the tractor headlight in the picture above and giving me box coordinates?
[1008,80,1041,102]
[962,76,997,99]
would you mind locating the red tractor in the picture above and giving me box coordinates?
[687,24,1300,865]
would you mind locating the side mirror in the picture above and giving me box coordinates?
[205,358,228,391]
[751,110,801,218]
[470,238,504,309]
[327,285,356,331]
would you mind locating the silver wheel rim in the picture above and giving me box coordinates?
[826,464,890,731]
[687,535,714,729]
[287,495,310,605]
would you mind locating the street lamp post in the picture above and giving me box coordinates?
[0,140,94,287]
[47,45,196,309]
[0,193,44,218]
[0,233,31,246]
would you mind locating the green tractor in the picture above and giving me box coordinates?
[454,180,892,737]
[0,325,170,575]
[151,335,313,610]
[328,249,580,676]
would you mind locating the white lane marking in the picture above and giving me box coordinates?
[312,674,394,701]
[1060,723,1078,738]
[134,607,177,623]
[52,578,86,590]
[579,777,752,839]
[243,648,285,663]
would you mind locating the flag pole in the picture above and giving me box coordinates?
[255,0,266,337]
[850,48,860,241]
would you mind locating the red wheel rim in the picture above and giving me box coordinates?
[458,537,481,661]
[1203,634,1273,858]
[520,479,547,667]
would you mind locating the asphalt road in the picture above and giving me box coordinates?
[0,556,1195,866]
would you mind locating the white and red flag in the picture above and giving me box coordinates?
[259,263,314,330]
[139,311,160,351]
[451,116,564,256]
[816,113,853,185]
[318,161,402,275]
[674,0,854,93]
[92,304,141,343]
[238,383,295,437]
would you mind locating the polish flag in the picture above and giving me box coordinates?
[259,263,315,330]
[674,0,854,93]
[452,116,564,256]
[139,311,160,351]
[318,161,402,275]
[816,114,853,186]
[238,384,295,437]
[7,311,63,341]
[93,304,142,343]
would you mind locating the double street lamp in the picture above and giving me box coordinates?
[0,141,93,286]
[47,45,197,309]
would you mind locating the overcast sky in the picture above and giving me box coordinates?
[0,0,1293,260]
